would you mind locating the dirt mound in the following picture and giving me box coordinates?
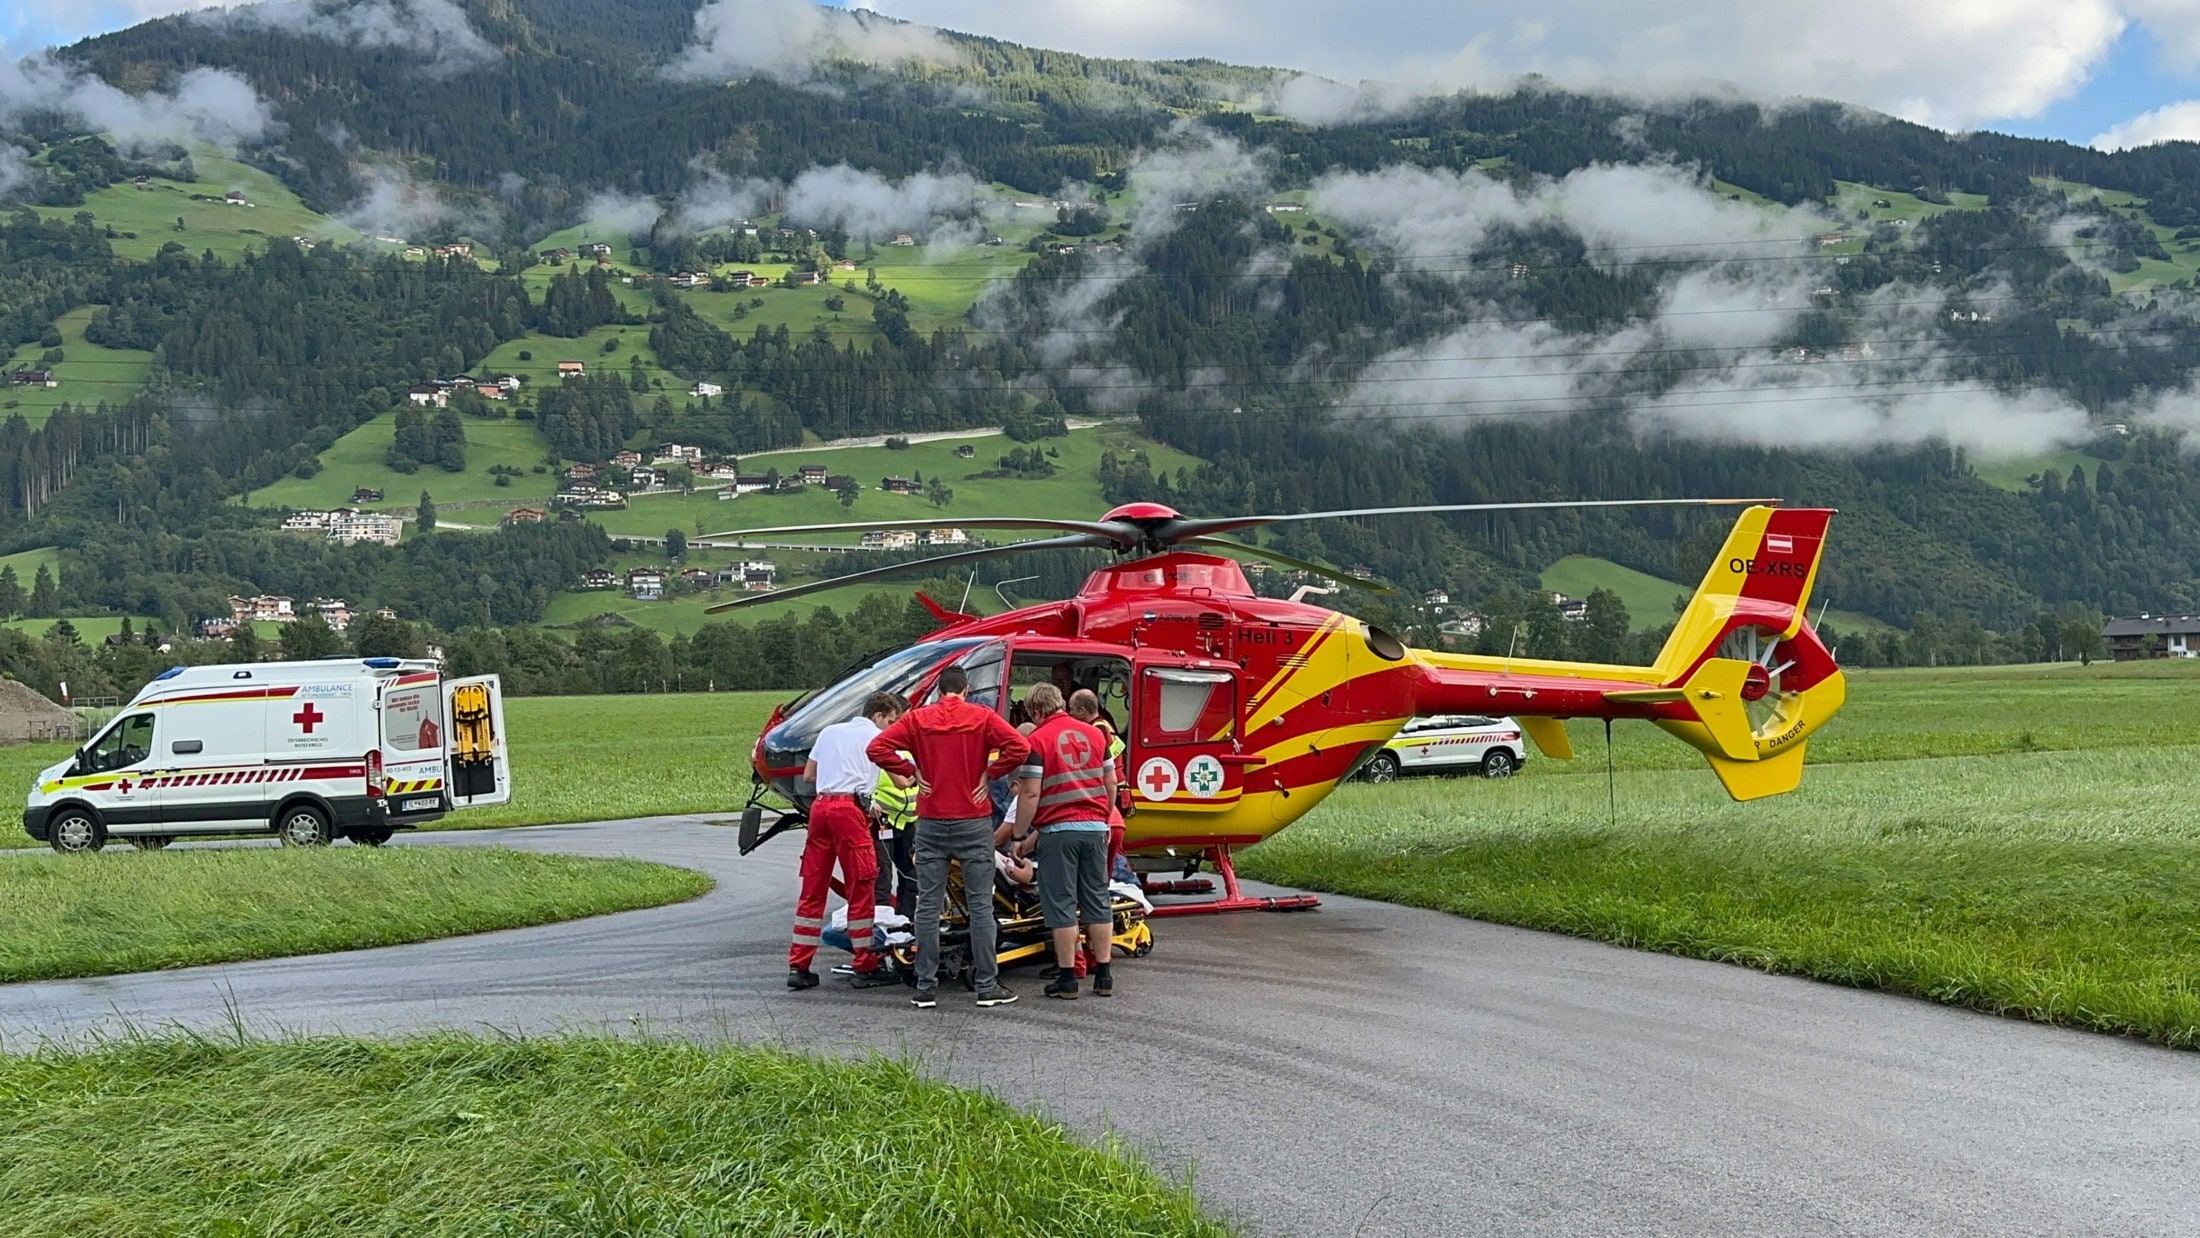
[0,679,79,743]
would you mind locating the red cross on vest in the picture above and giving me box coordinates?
[293,702,325,733]
[1058,727,1093,768]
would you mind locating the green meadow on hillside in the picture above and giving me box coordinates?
[1,305,156,424]
[246,411,560,512]
[33,150,356,262]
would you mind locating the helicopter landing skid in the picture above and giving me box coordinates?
[1144,847,1319,917]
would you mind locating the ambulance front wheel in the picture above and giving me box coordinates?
[276,804,334,847]
[47,808,104,854]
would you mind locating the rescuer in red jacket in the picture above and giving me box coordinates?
[866,665,1030,1009]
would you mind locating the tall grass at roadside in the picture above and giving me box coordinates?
[0,848,710,983]
[0,1034,1230,1237]
[1243,743,2200,1045]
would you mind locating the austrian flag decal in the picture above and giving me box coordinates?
[1765,534,1794,554]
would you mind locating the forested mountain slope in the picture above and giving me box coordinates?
[0,0,2196,697]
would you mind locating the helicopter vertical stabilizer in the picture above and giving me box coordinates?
[1407,506,1846,801]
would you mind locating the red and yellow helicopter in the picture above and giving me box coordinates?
[717,499,1847,916]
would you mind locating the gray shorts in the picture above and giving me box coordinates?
[1036,826,1111,929]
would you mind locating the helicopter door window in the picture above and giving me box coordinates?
[1139,668,1236,746]
[929,640,1006,711]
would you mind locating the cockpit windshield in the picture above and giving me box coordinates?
[763,638,987,758]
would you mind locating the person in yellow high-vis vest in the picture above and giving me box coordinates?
[871,719,918,915]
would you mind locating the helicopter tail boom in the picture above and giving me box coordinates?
[1408,505,1846,801]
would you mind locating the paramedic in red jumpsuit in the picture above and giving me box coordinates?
[788,691,905,991]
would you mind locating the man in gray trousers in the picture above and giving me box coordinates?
[866,665,1031,1008]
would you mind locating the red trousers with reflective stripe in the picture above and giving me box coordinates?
[789,796,882,972]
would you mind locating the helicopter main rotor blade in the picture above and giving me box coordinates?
[1161,497,1778,542]
[702,533,1116,613]
[1179,537,1400,595]
[697,516,1133,544]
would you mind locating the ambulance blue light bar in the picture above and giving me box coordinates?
[153,665,186,680]
[362,657,402,668]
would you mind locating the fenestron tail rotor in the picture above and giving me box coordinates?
[1717,623,1802,737]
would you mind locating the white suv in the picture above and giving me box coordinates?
[1361,716,1528,782]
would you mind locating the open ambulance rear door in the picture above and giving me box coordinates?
[443,674,511,807]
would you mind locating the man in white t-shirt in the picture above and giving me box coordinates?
[789,691,905,992]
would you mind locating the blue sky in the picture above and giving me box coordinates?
[7,0,2200,149]
[2001,26,2193,147]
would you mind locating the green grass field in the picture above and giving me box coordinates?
[1537,554,1891,634]
[0,305,157,424]
[0,546,58,584]
[1,615,162,641]
[246,409,560,511]
[0,1035,1226,1237]
[0,847,708,983]
[1243,659,2200,1046]
[34,150,357,263]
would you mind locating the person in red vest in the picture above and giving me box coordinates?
[1012,683,1119,999]
[867,665,1030,1009]
[788,691,905,992]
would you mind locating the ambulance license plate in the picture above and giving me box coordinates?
[402,797,439,812]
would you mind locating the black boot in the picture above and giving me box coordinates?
[787,967,820,990]
[1045,972,1080,1000]
[1091,963,1113,997]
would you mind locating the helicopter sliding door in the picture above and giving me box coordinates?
[1126,653,1247,817]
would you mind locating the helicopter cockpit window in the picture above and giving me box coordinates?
[768,638,986,754]
[1139,667,1236,746]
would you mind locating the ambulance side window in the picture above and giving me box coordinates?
[88,713,154,772]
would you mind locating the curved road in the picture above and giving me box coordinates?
[5,818,2198,1235]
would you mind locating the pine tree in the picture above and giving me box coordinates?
[417,491,437,533]
[0,565,24,619]
[27,564,56,618]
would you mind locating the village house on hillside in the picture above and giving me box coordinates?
[499,507,547,527]
[558,361,586,380]
[328,510,402,545]
[352,487,384,504]
[580,568,617,590]
[627,567,664,600]
[229,594,294,624]
[799,464,827,484]
[2105,614,2200,660]
[880,475,919,495]
[861,530,919,550]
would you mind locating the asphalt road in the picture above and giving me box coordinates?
[6,817,2198,1236]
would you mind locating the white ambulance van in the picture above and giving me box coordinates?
[25,658,510,853]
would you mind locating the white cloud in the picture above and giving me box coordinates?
[0,55,271,148]
[0,144,31,197]
[579,190,661,237]
[858,0,2197,131]
[780,163,979,239]
[339,162,497,241]
[194,0,497,69]
[2091,100,2200,151]
[666,0,959,83]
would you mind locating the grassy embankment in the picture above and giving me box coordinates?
[0,1036,1228,1237]
[1242,659,2200,1046]
[1,847,709,983]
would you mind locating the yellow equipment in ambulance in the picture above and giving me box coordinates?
[25,657,510,852]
